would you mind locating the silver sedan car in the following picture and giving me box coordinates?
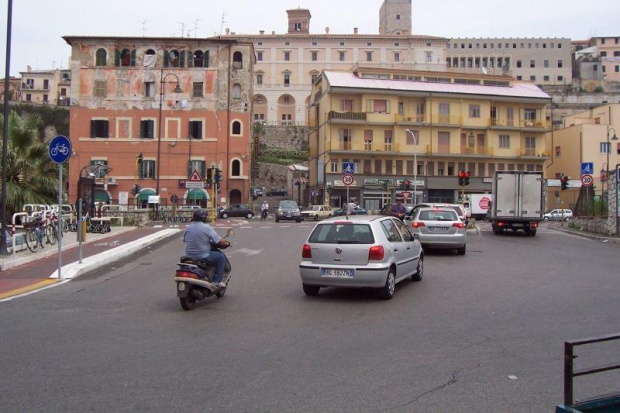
[408,207,467,255]
[299,215,424,299]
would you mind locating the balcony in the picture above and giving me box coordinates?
[460,146,495,156]
[430,114,463,125]
[326,141,400,154]
[328,111,367,122]
[488,118,548,130]
[396,114,426,124]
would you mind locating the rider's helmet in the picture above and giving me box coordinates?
[192,208,208,223]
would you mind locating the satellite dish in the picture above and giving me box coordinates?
[481,67,488,75]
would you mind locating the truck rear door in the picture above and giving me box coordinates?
[520,173,543,219]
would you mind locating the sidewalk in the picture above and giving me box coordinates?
[548,222,620,243]
[0,225,180,300]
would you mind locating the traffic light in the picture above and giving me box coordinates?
[403,179,411,190]
[458,171,465,186]
[464,171,471,186]
[214,168,222,185]
[561,175,569,190]
[206,168,213,184]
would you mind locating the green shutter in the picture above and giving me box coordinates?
[205,50,209,68]
[130,49,136,66]
[179,51,186,68]
[188,51,194,68]
[163,51,170,67]
[90,120,96,138]
[114,50,120,67]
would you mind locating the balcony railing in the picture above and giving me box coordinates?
[396,114,426,123]
[430,114,463,125]
[326,141,400,153]
[460,146,495,156]
[328,111,367,122]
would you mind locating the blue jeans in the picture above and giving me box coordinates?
[201,251,226,283]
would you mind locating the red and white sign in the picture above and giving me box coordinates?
[479,196,491,210]
[342,173,354,186]
[402,191,411,200]
[186,170,204,189]
[581,174,593,186]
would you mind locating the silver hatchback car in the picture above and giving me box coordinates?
[299,215,424,299]
[409,207,467,255]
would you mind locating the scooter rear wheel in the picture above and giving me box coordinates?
[179,295,196,311]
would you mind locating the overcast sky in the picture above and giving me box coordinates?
[1,0,618,76]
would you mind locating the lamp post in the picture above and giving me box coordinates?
[0,0,13,256]
[134,152,143,206]
[405,129,418,204]
[605,126,618,207]
[156,70,183,200]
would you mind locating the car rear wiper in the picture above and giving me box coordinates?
[337,240,360,244]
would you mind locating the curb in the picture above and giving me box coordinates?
[550,226,620,243]
[49,229,180,280]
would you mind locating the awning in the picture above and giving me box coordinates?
[94,190,110,203]
[137,188,156,201]
[187,189,208,200]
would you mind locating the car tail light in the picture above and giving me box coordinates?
[452,222,465,229]
[531,222,538,229]
[368,245,385,261]
[498,222,504,227]
[302,243,312,259]
[176,271,199,279]
[411,222,425,229]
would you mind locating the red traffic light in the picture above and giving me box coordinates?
[465,171,471,178]
[403,179,410,187]
[458,171,465,178]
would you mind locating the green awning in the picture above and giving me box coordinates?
[188,189,207,200]
[137,188,156,201]
[94,190,110,203]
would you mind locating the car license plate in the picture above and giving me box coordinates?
[322,268,354,278]
[429,227,448,233]
[286,213,291,217]
[177,282,186,291]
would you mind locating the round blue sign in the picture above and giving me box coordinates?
[49,135,72,164]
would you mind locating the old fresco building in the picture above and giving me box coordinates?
[63,36,254,208]
[222,1,448,126]
[308,67,551,210]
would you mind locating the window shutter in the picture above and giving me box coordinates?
[140,121,145,138]
[386,101,391,114]
[130,50,136,66]
[163,51,170,67]
[114,50,120,67]
[187,161,192,178]
[188,51,194,68]
[367,100,373,112]
[179,51,186,68]
[90,120,96,138]
[200,162,205,178]
[139,161,144,178]
[103,121,109,138]
[205,51,209,68]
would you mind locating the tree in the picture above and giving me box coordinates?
[0,110,59,221]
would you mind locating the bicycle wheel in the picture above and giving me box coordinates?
[46,225,57,245]
[25,229,39,252]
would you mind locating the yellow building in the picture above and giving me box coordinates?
[19,67,71,106]
[308,66,551,210]
[546,103,620,210]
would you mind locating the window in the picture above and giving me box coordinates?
[139,160,156,179]
[331,160,339,173]
[25,94,31,101]
[558,60,563,68]
[384,130,393,151]
[339,51,345,61]
[394,52,400,62]
[90,160,108,178]
[189,120,203,139]
[144,49,156,68]
[294,22,302,31]
[311,72,318,83]
[544,60,549,68]
[233,51,243,68]
[94,81,107,98]
[438,103,450,123]
[231,120,242,135]
[145,81,155,97]
[366,51,373,61]
[364,130,373,151]
[117,49,135,67]
[340,129,352,150]
[256,73,263,85]
[525,137,536,155]
[555,146,561,157]
[232,83,241,99]
[524,109,537,122]
[530,60,536,68]
[166,50,181,67]
[370,99,388,113]
[96,48,107,66]
[192,82,203,98]
[469,104,480,118]
[43,94,48,102]
[517,60,522,68]
[283,72,290,86]
[341,99,353,112]
[257,51,263,61]
[192,50,205,67]
[425,51,432,62]
[544,76,550,81]
[311,51,318,61]
[90,120,109,138]
[396,14,401,20]
[187,160,206,179]
[601,142,611,154]
[140,120,155,139]
[601,51,608,57]
[284,51,290,61]
[499,134,510,148]
[558,75,564,81]
[231,159,241,176]
[530,76,536,81]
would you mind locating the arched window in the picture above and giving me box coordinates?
[232,83,241,99]
[120,49,131,66]
[233,51,243,69]
[231,159,241,176]
[96,48,107,67]
[231,120,242,135]
[144,49,156,68]
[165,50,185,68]
[193,50,204,67]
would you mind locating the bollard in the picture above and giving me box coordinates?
[81,220,87,241]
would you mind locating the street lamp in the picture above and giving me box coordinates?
[156,70,183,199]
[405,129,418,204]
[605,126,618,205]
[134,152,143,205]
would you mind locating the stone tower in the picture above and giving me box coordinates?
[379,0,412,35]
[287,9,311,34]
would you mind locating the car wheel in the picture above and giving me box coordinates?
[411,257,423,282]
[296,218,301,223]
[379,269,396,300]
[222,213,228,219]
[275,218,279,223]
[314,214,319,221]
[457,245,466,255]
[302,283,320,296]
[544,216,549,221]
[246,213,253,219]
[530,230,537,236]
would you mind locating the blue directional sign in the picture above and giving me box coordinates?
[49,135,72,164]
[342,162,355,174]
[581,162,593,175]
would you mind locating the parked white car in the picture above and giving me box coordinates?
[301,205,334,221]
[543,209,573,221]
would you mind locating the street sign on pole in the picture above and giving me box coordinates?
[48,135,71,280]
[342,173,354,186]
[581,162,594,175]
[342,163,354,174]
[581,174,593,186]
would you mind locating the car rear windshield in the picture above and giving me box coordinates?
[309,223,375,244]
[418,210,458,221]
[279,201,298,208]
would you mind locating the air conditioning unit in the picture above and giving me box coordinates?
[108,177,117,185]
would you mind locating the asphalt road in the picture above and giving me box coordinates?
[0,220,619,412]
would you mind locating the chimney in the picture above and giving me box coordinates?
[259,30,265,35]
[354,28,358,35]
[272,31,276,35]
[325,26,329,34]
[27,65,31,72]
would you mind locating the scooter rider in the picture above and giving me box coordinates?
[261,200,269,220]
[183,209,230,288]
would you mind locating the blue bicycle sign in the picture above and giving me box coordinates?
[49,135,72,164]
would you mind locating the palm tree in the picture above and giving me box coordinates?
[0,110,58,221]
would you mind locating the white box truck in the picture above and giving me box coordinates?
[464,194,493,221]
[490,171,544,236]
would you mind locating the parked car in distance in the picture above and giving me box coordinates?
[406,203,468,225]
[408,207,467,255]
[543,209,573,221]
[178,205,202,212]
[276,199,301,222]
[299,215,424,299]
[219,204,254,219]
[379,203,415,220]
[266,188,288,197]
[301,205,334,221]
[251,188,263,198]
[333,206,368,217]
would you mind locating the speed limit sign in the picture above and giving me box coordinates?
[581,174,593,186]
[342,173,354,186]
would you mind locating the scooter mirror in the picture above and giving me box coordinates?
[226,229,234,237]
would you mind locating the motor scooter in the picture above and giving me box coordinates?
[174,229,233,311]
